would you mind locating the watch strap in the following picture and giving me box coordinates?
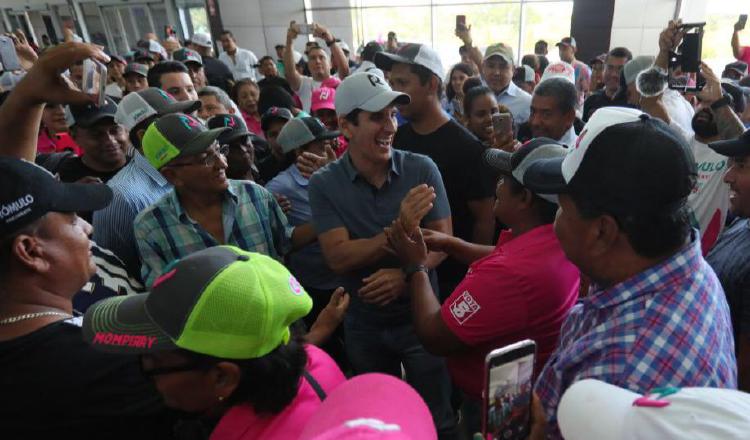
[711,94,732,111]
[402,264,428,281]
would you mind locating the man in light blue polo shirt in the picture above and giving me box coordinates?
[93,88,200,279]
[308,72,457,437]
[482,43,532,124]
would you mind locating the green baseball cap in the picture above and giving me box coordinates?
[82,246,313,359]
[142,112,229,169]
[484,43,515,65]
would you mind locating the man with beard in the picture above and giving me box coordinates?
[642,20,746,252]
[706,129,750,392]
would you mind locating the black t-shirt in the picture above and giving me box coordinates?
[57,155,125,184]
[582,89,628,122]
[394,119,496,296]
[0,319,176,438]
[203,56,234,93]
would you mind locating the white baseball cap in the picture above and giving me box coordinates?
[334,72,410,117]
[115,88,200,133]
[190,32,213,48]
[540,61,575,84]
[374,43,445,80]
[559,379,750,440]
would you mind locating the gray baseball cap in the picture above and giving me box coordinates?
[335,72,410,117]
[142,113,229,169]
[484,137,568,203]
[277,117,340,154]
[173,48,203,66]
[124,63,149,78]
[115,87,201,133]
[374,43,445,80]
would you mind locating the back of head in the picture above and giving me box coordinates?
[534,77,578,114]
[258,86,296,115]
[608,46,633,61]
[148,60,189,88]
[361,41,384,62]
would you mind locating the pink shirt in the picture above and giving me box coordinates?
[37,130,82,156]
[240,111,264,140]
[440,225,579,400]
[210,345,345,440]
[739,47,750,65]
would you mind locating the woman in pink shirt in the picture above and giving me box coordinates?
[83,246,347,440]
[37,103,82,155]
[232,79,264,139]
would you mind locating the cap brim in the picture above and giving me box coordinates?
[181,127,231,157]
[74,113,116,128]
[483,148,513,174]
[483,53,513,64]
[52,181,113,213]
[373,52,413,71]
[358,91,411,114]
[221,129,252,144]
[83,294,177,355]
[161,99,202,116]
[316,129,340,141]
[708,138,750,157]
[522,156,569,194]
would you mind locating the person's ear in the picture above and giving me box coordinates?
[564,109,576,127]
[518,188,535,211]
[339,116,353,140]
[161,167,181,187]
[212,361,241,401]
[11,231,50,274]
[588,214,620,257]
[136,128,147,142]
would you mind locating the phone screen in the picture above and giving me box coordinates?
[0,36,22,71]
[485,347,535,439]
[740,14,748,30]
[456,15,466,31]
[492,113,512,138]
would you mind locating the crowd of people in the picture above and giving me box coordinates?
[2,13,750,440]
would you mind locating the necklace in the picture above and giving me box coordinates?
[0,311,73,325]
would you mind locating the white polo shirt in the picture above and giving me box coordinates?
[219,47,258,81]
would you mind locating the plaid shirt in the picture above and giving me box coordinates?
[535,234,737,439]
[134,180,293,287]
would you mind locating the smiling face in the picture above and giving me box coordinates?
[466,93,500,142]
[529,94,575,140]
[42,104,69,134]
[73,120,129,169]
[161,72,198,102]
[237,83,260,115]
[162,143,230,195]
[724,155,750,218]
[340,105,398,166]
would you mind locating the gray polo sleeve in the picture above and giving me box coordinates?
[309,171,345,234]
[420,156,451,223]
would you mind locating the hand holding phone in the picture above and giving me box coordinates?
[492,113,512,138]
[483,340,537,439]
[295,23,315,35]
[82,58,107,106]
[0,35,22,71]
[736,15,748,32]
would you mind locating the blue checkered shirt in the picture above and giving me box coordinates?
[535,234,737,439]
[134,180,293,287]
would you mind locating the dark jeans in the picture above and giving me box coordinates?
[344,316,458,439]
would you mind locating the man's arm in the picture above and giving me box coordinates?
[733,18,745,60]
[290,223,317,250]
[0,42,108,161]
[318,228,390,274]
[455,24,482,71]
[467,198,496,245]
[283,22,303,91]
[314,24,350,79]
[423,228,493,266]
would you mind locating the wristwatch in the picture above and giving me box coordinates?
[402,264,428,281]
[711,93,733,111]
[326,38,336,47]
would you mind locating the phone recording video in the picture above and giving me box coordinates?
[456,15,467,32]
[483,340,536,440]
[668,22,705,92]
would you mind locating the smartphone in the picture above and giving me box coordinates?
[0,36,22,71]
[164,25,176,39]
[295,23,315,35]
[82,58,107,106]
[456,15,467,32]
[739,14,748,31]
[483,340,536,440]
[492,113,513,138]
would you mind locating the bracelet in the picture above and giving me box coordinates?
[326,38,336,47]
[403,264,428,282]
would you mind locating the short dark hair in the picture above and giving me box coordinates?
[220,30,234,39]
[129,115,158,149]
[178,335,307,415]
[258,55,274,65]
[445,63,474,101]
[533,77,577,114]
[535,40,548,52]
[258,86,295,115]
[506,177,558,224]
[521,54,540,71]
[147,61,189,88]
[570,192,692,258]
[230,79,259,106]
[608,47,633,61]
[408,63,443,100]
[463,84,493,116]
[344,108,363,127]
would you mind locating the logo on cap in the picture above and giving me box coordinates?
[224,116,236,128]
[318,88,331,100]
[0,194,34,223]
[289,275,303,295]
[368,73,384,87]
[178,115,201,131]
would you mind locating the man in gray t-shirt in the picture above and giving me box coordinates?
[309,72,456,437]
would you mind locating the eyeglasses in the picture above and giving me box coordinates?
[166,144,229,168]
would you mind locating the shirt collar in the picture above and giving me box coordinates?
[290,164,309,187]
[558,125,577,148]
[171,180,238,221]
[584,231,703,310]
[342,150,401,182]
[134,152,169,187]
[496,224,556,254]
[499,81,522,98]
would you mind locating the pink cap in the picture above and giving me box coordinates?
[311,87,337,112]
[299,373,437,440]
[321,76,342,89]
